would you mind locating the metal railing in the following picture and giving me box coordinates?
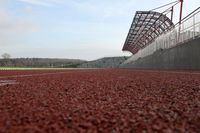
[123,7,200,64]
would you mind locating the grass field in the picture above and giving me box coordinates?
[0,67,91,70]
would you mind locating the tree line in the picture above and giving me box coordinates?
[0,53,85,68]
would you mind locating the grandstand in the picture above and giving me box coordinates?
[122,0,200,69]
[122,11,175,54]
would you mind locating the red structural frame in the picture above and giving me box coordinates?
[122,11,174,54]
[179,0,183,24]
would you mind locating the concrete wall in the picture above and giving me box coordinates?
[78,56,129,68]
[121,37,200,69]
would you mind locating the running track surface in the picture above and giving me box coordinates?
[0,69,200,133]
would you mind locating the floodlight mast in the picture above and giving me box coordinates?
[178,0,183,41]
[179,0,183,24]
[171,6,174,21]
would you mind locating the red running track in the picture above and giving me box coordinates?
[0,69,200,133]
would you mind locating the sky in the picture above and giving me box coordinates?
[0,0,199,60]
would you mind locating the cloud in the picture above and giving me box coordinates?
[18,0,53,6]
[0,11,37,33]
[17,0,137,17]
[0,1,37,46]
[68,0,138,19]
[17,0,65,6]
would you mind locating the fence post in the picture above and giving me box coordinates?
[193,15,195,38]
[182,22,184,42]
[199,21,200,37]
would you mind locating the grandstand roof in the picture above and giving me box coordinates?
[122,11,174,54]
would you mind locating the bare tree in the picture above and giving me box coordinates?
[1,53,11,59]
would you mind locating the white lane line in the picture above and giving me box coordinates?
[0,70,95,79]
[0,69,200,80]
[0,80,18,86]
[0,72,74,79]
[131,69,200,75]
